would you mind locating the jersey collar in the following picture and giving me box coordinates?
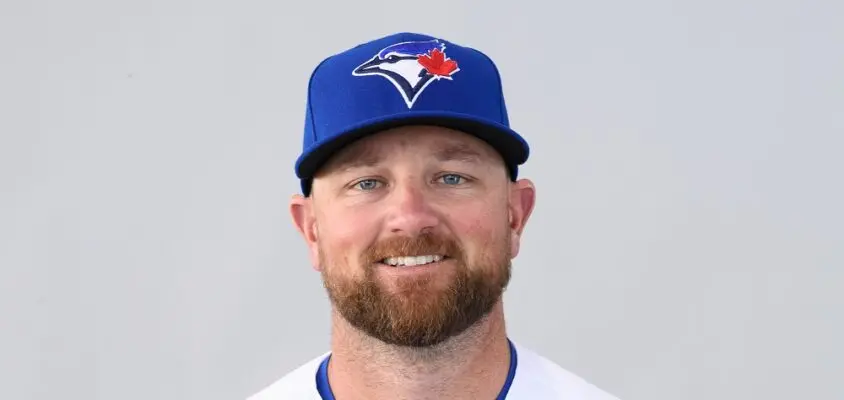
[316,339,518,399]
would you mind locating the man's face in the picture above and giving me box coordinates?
[290,126,535,347]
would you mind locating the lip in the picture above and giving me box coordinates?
[374,257,453,276]
[380,255,449,267]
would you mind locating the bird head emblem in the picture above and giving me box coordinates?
[352,39,460,108]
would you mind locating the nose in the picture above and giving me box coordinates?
[384,181,439,235]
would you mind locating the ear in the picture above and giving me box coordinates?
[289,194,322,271]
[508,178,536,258]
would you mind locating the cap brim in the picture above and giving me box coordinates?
[295,111,530,192]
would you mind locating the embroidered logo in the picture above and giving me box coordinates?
[352,39,460,108]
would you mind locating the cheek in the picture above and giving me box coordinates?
[317,211,378,272]
[446,202,509,254]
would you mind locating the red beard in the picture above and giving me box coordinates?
[321,231,512,347]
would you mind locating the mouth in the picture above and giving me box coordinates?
[379,255,449,268]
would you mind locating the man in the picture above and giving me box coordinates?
[248,32,620,399]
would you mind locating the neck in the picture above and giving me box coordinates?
[326,301,511,400]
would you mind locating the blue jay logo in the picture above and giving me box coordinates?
[352,39,460,108]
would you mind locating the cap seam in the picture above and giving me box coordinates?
[306,56,333,144]
[469,47,507,124]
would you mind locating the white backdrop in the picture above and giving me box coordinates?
[2,0,842,399]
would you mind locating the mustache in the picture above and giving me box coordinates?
[360,232,463,265]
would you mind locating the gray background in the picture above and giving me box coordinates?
[1,0,842,399]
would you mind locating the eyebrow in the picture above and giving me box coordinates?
[433,142,485,164]
[325,141,489,174]
[327,143,384,173]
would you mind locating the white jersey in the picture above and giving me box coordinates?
[247,340,620,399]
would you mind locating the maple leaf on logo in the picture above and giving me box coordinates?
[417,49,458,77]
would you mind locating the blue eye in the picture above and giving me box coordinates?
[355,179,380,191]
[439,174,464,185]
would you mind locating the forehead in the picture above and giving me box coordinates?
[318,125,505,173]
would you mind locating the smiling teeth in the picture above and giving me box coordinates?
[383,255,443,267]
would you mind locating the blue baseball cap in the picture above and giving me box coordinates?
[295,32,530,195]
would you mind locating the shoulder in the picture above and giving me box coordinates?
[508,341,621,400]
[245,353,327,400]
